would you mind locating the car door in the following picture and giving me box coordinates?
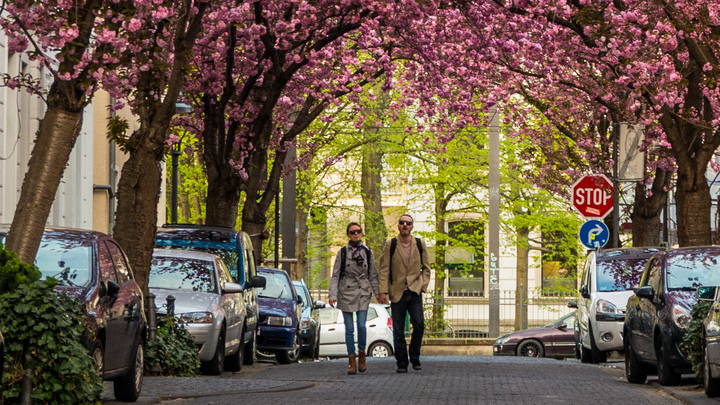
[365,307,382,344]
[318,308,345,355]
[217,258,243,351]
[635,257,663,361]
[240,233,260,339]
[545,313,576,358]
[577,254,593,347]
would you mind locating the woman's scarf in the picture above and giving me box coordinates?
[348,240,366,267]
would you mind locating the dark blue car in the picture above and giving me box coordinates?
[256,267,302,364]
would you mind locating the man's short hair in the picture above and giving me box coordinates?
[399,214,413,222]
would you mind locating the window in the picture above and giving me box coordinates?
[105,240,131,283]
[541,226,578,295]
[446,221,484,297]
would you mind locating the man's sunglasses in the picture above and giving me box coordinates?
[399,220,413,226]
[348,229,363,235]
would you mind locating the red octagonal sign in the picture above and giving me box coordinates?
[572,174,614,218]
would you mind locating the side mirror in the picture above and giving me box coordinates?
[248,276,266,289]
[557,323,567,330]
[314,300,327,309]
[297,295,303,304]
[106,279,120,299]
[222,282,244,294]
[567,300,578,309]
[698,286,719,301]
[579,285,590,299]
[636,285,654,300]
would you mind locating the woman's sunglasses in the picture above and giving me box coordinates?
[348,229,363,235]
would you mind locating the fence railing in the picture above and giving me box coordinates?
[309,288,576,337]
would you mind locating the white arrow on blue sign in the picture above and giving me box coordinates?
[579,220,610,249]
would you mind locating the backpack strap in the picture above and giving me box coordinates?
[416,237,424,268]
[340,246,347,279]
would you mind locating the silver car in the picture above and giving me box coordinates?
[150,249,246,375]
[317,303,393,358]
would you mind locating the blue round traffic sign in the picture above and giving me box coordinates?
[579,220,609,249]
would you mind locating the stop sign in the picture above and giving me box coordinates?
[572,175,614,218]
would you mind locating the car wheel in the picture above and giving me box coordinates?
[202,329,226,375]
[588,325,607,364]
[368,342,392,357]
[243,328,256,366]
[624,335,647,384]
[276,332,302,364]
[704,339,720,397]
[90,340,104,378]
[517,339,544,357]
[225,328,244,372]
[656,340,681,386]
[113,340,144,402]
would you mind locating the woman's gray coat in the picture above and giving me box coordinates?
[328,244,380,312]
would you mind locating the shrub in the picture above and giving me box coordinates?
[0,242,40,294]
[145,316,200,376]
[0,281,102,404]
[680,299,713,381]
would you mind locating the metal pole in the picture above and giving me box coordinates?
[275,190,280,268]
[612,123,620,248]
[170,146,181,224]
[488,105,500,338]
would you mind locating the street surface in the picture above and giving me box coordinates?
[102,356,720,405]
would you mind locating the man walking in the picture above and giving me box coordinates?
[378,214,431,373]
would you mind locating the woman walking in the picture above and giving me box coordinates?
[328,222,380,374]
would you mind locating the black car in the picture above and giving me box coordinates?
[624,246,720,386]
[155,224,265,365]
[292,280,323,359]
[1,226,146,402]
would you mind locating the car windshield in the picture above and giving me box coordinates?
[258,272,293,300]
[149,256,217,293]
[545,312,575,328]
[34,236,93,287]
[596,258,648,292]
[155,238,240,280]
[666,251,720,291]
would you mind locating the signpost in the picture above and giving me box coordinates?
[572,174,614,219]
[579,220,610,249]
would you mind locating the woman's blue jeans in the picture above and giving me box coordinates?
[342,310,367,356]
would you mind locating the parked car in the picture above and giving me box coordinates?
[155,224,265,365]
[317,303,394,358]
[0,330,3,383]
[256,267,302,364]
[625,246,720,386]
[149,249,246,375]
[493,312,577,359]
[1,226,146,402]
[698,286,720,397]
[577,247,660,363]
[292,280,323,359]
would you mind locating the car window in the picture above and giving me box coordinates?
[367,307,378,321]
[666,251,720,290]
[648,259,663,293]
[293,283,311,308]
[98,240,119,285]
[216,258,233,285]
[149,256,217,293]
[595,257,648,292]
[319,307,339,324]
[258,272,293,299]
[105,240,131,283]
[35,235,93,287]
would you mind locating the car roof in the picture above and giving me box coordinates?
[0,224,108,238]
[152,248,219,261]
[595,247,663,260]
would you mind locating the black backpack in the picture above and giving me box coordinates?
[339,244,372,279]
[388,237,423,284]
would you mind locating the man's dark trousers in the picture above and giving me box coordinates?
[391,290,425,369]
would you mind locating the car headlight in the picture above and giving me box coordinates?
[494,334,511,345]
[672,305,691,329]
[267,316,293,326]
[596,299,620,315]
[178,312,213,324]
[300,319,311,330]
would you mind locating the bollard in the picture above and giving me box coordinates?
[147,292,157,341]
[167,295,176,318]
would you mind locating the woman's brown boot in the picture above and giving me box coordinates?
[358,351,367,372]
[348,355,357,374]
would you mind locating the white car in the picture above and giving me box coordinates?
[149,249,246,375]
[317,303,394,358]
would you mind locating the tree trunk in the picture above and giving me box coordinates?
[631,169,670,247]
[204,173,241,228]
[431,184,448,333]
[361,139,386,257]
[6,105,84,263]
[242,198,269,264]
[296,195,309,282]
[113,147,163,295]
[515,226,529,331]
[675,166,712,246]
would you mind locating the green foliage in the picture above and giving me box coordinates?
[680,300,713,381]
[145,316,200,376]
[0,242,41,294]
[0,282,102,404]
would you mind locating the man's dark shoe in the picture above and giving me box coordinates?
[396,367,408,373]
[412,363,422,371]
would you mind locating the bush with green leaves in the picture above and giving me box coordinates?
[0,242,41,294]
[145,316,200,376]
[0,281,102,404]
[680,299,713,381]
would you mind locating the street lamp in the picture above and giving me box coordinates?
[170,100,192,224]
